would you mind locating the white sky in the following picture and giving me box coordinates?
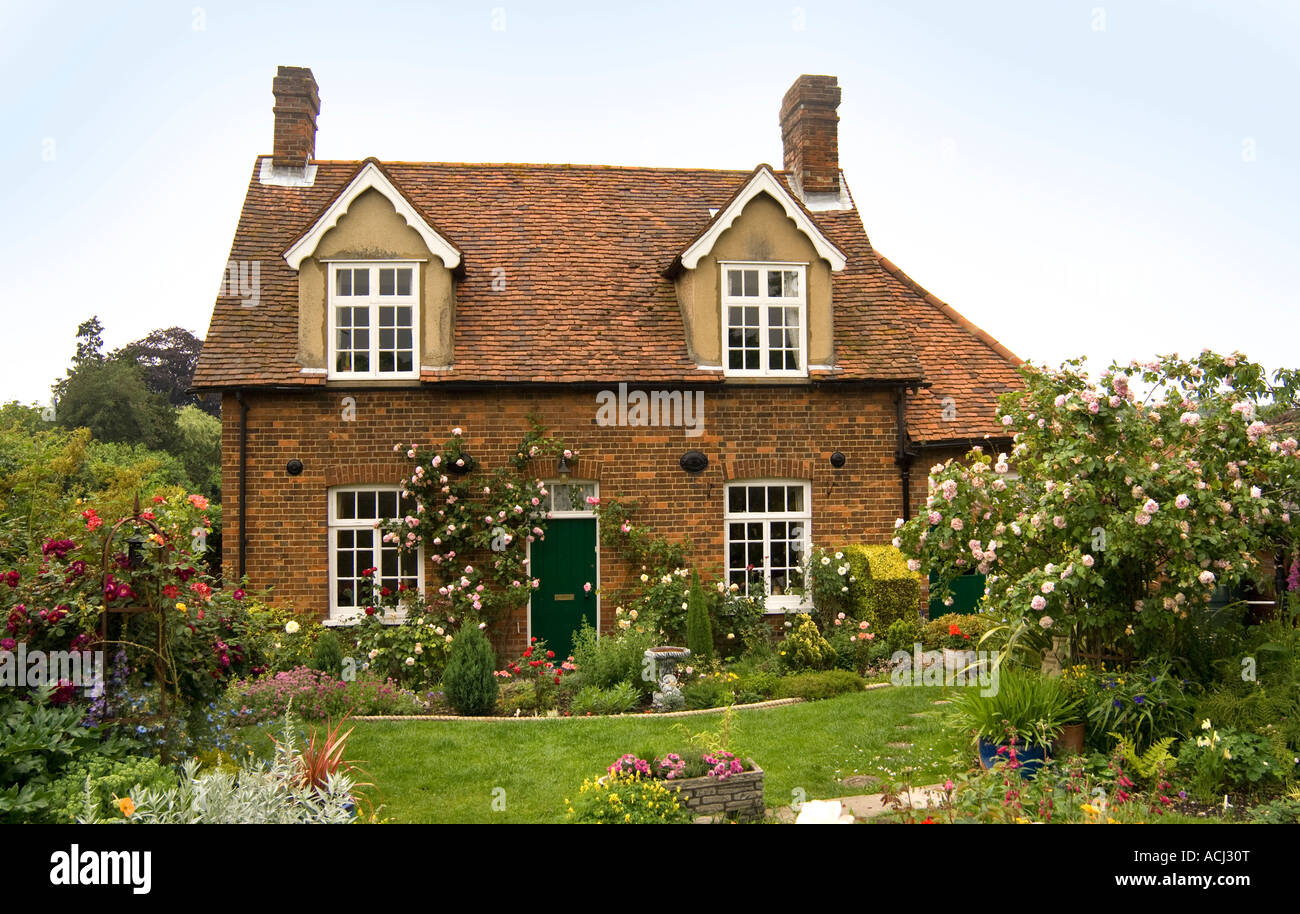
[1,0,1296,406]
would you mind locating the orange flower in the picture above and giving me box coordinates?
[117,796,136,817]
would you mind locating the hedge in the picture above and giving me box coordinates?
[834,544,922,633]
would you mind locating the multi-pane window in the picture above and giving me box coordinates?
[724,480,811,611]
[328,486,421,619]
[544,481,597,516]
[721,263,806,376]
[329,263,418,379]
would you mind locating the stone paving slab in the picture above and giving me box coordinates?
[767,785,945,823]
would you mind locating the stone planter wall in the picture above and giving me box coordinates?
[670,763,765,820]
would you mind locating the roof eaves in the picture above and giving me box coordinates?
[876,254,1022,369]
[670,164,848,276]
[281,158,466,274]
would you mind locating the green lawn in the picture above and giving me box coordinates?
[344,686,964,823]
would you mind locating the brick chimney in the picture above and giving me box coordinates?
[272,66,320,169]
[780,74,841,196]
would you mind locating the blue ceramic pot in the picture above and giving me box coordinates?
[978,738,1047,778]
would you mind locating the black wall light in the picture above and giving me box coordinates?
[286,458,304,476]
[830,451,846,469]
[679,450,709,473]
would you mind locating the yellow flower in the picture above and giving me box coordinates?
[1080,803,1099,817]
[117,796,136,817]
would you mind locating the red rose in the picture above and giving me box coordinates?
[365,606,376,616]
[546,650,554,659]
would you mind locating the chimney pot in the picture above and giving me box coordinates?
[780,74,841,197]
[272,66,320,170]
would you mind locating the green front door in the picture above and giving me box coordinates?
[530,518,597,658]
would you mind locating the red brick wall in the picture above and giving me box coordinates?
[221,385,913,657]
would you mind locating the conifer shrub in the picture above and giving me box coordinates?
[311,629,344,678]
[443,627,499,716]
[685,571,714,662]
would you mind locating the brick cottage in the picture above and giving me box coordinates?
[193,67,1023,658]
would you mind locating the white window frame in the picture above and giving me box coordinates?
[326,484,423,623]
[723,479,812,613]
[542,480,599,518]
[327,261,421,380]
[719,262,808,378]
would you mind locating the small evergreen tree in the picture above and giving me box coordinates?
[443,627,499,715]
[311,630,343,678]
[685,571,713,661]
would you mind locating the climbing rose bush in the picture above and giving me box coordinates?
[383,426,564,623]
[894,351,1299,653]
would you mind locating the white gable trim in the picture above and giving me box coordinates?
[679,167,847,272]
[283,161,461,271]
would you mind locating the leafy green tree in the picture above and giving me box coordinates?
[171,405,222,498]
[0,403,50,436]
[72,316,105,367]
[55,359,178,453]
[113,327,218,416]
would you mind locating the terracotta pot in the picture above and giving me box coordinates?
[1053,722,1086,758]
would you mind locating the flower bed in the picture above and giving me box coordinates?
[669,761,765,820]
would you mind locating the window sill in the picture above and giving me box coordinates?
[721,375,812,385]
[764,597,813,615]
[324,609,409,627]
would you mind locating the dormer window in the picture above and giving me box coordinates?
[722,262,806,377]
[328,262,420,379]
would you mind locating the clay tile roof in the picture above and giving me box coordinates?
[872,254,1024,444]
[194,157,1022,441]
